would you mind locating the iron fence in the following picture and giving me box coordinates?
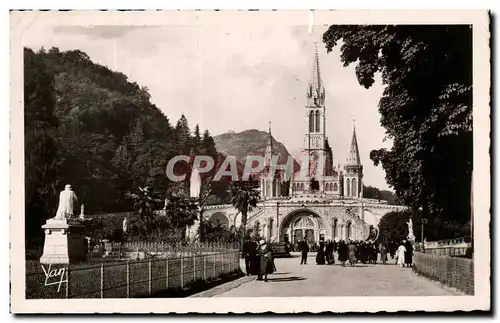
[413,251,474,295]
[423,247,470,257]
[26,249,240,299]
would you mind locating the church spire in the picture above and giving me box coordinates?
[346,123,361,166]
[306,42,326,107]
[264,121,273,167]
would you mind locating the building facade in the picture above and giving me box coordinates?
[200,43,406,245]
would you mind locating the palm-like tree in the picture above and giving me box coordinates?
[196,180,212,242]
[125,186,163,236]
[126,186,163,219]
[230,177,261,248]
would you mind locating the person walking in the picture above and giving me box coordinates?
[338,240,348,267]
[299,240,309,265]
[347,240,357,267]
[404,240,414,267]
[396,240,407,268]
[257,239,276,282]
[316,241,326,265]
[242,238,257,276]
[380,243,388,265]
[325,240,335,265]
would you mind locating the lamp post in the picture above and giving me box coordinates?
[189,166,201,241]
[419,207,427,253]
[276,201,280,242]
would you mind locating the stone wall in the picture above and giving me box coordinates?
[413,252,474,295]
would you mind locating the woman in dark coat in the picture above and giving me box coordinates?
[257,239,276,282]
[316,241,326,265]
[380,243,388,265]
[404,240,414,267]
[337,240,348,267]
[325,240,335,265]
[348,240,357,267]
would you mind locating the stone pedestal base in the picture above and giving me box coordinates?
[40,219,86,264]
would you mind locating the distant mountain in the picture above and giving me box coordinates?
[213,129,300,174]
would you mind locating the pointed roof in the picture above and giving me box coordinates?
[266,121,273,150]
[306,42,326,106]
[311,43,322,91]
[346,125,361,166]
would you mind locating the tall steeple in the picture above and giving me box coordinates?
[306,42,326,107]
[264,121,273,167]
[343,122,363,198]
[346,124,361,166]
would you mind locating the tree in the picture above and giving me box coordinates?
[127,119,145,158]
[175,114,191,153]
[24,46,230,249]
[323,25,472,226]
[377,211,413,245]
[24,48,60,247]
[192,124,202,153]
[127,186,162,219]
[230,176,261,248]
[198,180,213,242]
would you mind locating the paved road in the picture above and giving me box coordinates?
[215,252,462,297]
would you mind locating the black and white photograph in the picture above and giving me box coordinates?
[10,10,490,313]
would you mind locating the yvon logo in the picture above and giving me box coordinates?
[41,263,68,293]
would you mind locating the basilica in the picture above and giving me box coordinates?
[259,46,363,201]
[202,44,406,246]
[249,45,404,246]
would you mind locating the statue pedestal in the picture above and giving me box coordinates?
[40,219,86,264]
[407,234,416,246]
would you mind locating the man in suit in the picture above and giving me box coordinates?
[242,238,257,275]
[299,240,309,265]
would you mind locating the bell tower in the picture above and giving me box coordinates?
[302,43,327,179]
[344,123,363,198]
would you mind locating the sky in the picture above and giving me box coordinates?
[22,14,393,190]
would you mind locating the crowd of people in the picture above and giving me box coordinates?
[297,239,414,268]
[241,237,415,283]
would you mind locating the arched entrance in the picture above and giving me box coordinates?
[210,212,229,228]
[279,209,324,246]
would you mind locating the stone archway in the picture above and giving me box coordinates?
[209,212,229,228]
[279,208,324,245]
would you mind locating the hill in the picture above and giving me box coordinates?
[213,129,300,173]
[24,47,226,245]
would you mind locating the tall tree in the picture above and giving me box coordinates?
[175,114,191,154]
[192,124,202,153]
[230,176,261,248]
[323,25,472,226]
[24,48,60,246]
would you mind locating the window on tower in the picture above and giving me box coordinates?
[315,110,320,132]
[309,111,314,133]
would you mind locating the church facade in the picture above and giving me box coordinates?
[248,45,406,245]
[200,44,406,245]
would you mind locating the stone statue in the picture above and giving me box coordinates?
[190,166,201,199]
[55,184,78,220]
[79,204,85,220]
[122,217,128,233]
[407,218,415,240]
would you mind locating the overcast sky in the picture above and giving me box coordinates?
[23,17,393,190]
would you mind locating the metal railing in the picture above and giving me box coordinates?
[26,248,240,299]
[413,251,474,295]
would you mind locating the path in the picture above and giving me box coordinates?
[213,252,462,297]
